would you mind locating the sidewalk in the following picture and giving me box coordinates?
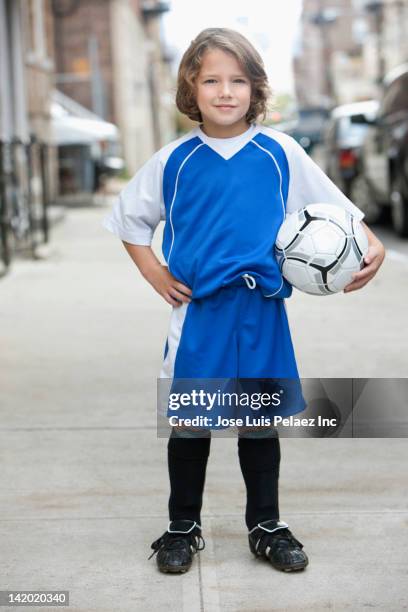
[0,201,407,611]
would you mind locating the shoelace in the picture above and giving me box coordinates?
[255,528,303,556]
[148,530,205,560]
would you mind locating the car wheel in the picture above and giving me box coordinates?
[349,175,383,224]
[390,174,408,237]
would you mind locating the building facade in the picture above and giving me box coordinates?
[0,0,58,262]
[293,0,408,109]
[53,0,174,175]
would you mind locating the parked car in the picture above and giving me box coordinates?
[323,100,379,199]
[273,108,330,154]
[349,64,408,235]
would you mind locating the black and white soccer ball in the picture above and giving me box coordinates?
[275,203,369,295]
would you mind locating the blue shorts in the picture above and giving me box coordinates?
[160,276,307,427]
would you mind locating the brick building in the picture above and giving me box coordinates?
[293,0,368,108]
[0,0,59,262]
[293,0,408,109]
[53,0,174,175]
[1,0,56,145]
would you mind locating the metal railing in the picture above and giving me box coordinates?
[0,137,50,276]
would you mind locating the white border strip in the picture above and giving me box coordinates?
[167,143,205,267]
[251,138,286,297]
[250,139,286,219]
[159,302,189,379]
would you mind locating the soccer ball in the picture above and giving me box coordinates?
[275,203,369,295]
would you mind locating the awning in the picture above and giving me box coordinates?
[50,90,120,146]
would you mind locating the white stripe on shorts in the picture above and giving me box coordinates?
[159,302,189,379]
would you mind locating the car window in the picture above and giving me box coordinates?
[338,117,368,146]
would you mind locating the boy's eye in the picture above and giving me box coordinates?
[203,78,247,84]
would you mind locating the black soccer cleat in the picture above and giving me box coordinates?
[148,519,205,573]
[248,519,308,572]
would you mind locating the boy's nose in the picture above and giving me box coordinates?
[218,82,232,96]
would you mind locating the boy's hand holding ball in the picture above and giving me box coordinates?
[343,240,385,293]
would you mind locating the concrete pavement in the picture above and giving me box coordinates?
[0,198,407,611]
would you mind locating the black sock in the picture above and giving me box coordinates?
[238,436,281,530]
[167,430,211,525]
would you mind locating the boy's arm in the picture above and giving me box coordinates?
[122,242,192,307]
[343,222,385,293]
[101,153,191,306]
[285,138,385,294]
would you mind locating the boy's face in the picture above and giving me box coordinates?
[195,48,252,136]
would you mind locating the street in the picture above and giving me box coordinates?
[0,195,407,611]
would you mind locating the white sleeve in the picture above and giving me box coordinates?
[286,138,365,221]
[101,151,165,245]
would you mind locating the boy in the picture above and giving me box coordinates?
[102,28,385,574]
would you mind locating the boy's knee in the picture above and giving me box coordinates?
[237,425,278,439]
[237,434,281,472]
[171,425,211,439]
[168,426,211,460]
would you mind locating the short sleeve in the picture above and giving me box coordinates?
[101,151,165,245]
[286,138,365,221]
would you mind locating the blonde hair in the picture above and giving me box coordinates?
[176,28,272,124]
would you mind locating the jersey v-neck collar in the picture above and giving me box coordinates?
[193,123,261,161]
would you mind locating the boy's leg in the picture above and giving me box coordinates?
[154,287,240,573]
[237,429,280,529]
[168,426,211,524]
[238,427,308,572]
[148,426,210,573]
[236,290,308,571]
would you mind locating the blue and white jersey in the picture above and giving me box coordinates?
[102,123,364,299]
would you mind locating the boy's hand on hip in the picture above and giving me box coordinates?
[343,243,385,293]
[145,264,192,307]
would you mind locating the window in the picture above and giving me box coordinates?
[24,0,53,68]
